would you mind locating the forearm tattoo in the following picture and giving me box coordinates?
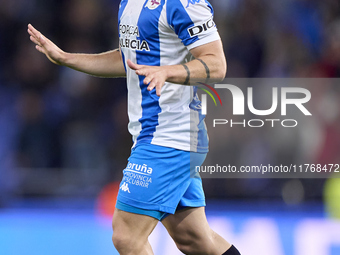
[196,58,210,83]
[182,64,190,85]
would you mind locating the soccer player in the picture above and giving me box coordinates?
[28,0,241,254]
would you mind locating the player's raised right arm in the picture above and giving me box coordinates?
[27,24,126,78]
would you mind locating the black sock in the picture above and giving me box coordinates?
[222,245,241,255]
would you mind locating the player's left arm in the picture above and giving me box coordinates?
[127,39,226,96]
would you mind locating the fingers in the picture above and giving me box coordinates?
[127,59,142,71]
[127,59,149,78]
[28,30,40,46]
[28,24,41,38]
[155,86,162,97]
[27,24,41,42]
[30,35,40,46]
[146,79,163,96]
[143,74,157,91]
[35,45,45,54]
[143,76,153,85]
[126,59,164,96]
[28,24,46,48]
[27,24,63,66]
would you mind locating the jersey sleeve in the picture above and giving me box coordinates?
[166,0,220,50]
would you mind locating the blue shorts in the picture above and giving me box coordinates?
[116,144,207,220]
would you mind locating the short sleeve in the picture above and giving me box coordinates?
[166,0,220,50]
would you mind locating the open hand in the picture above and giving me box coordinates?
[27,24,65,65]
[127,59,168,97]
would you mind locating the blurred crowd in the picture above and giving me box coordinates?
[0,0,340,205]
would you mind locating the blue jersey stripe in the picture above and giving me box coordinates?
[118,0,128,27]
[135,0,165,143]
[166,0,199,46]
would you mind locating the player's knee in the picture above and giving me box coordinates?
[112,232,135,253]
[112,231,146,253]
[112,232,128,252]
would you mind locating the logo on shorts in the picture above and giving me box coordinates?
[127,162,153,175]
[145,0,161,10]
[120,182,131,193]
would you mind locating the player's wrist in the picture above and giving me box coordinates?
[164,66,174,82]
[59,51,72,66]
[165,65,188,85]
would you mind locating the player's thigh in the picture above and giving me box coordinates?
[112,208,158,244]
[161,207,213,245]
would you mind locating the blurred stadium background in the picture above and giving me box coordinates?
[0,0,340,254]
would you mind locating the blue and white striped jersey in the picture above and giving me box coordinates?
[118,0,220,153]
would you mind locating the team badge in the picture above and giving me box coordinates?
[145,0,161,10]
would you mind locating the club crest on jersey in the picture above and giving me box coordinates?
[145,0,161,10]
